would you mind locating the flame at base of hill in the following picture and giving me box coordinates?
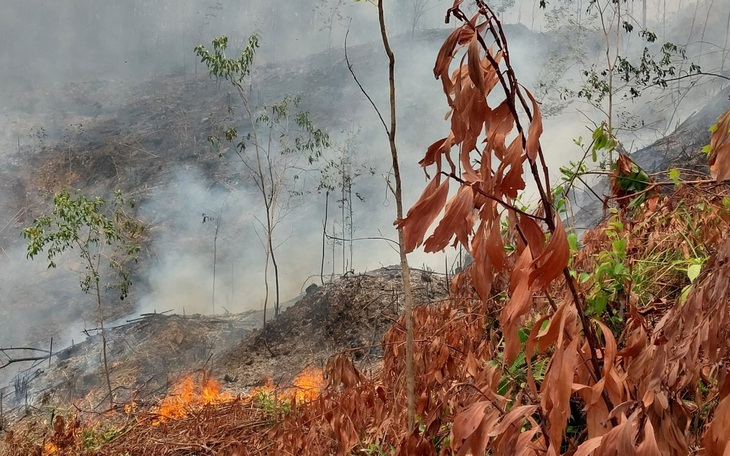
[152,368,325,425]
[153,374,235,425]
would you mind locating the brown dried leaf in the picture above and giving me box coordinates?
[636,419,661,456]
[703,393,730,456]
[518,214,546,257]
[501,246,534,364]
[500,134,526,198]
[709,108,730,181]
[395,175,450,253]
[542,335,580,455]
[424,185,475,252]
[420,134,455,172]
[434,26,471,79]
[528,216,569,290]
[470,221,495,300]
[525,90,543,161]
[467,34,484,92]
[574,435,605,456]
[451,401,489,453]
[488,405,539,437]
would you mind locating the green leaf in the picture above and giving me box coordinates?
[612,238,626,257]
[680,284,692,303]
[687,264,701,283]
[668,168,681,188]
[613,262,624,275]
[567,233,578,252]
[589,293,608,315]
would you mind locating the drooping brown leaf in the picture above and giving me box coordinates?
[420,133,455,172]
[488,405,539,437]
[450,401,491,455]
[486,101,516,155]
[594,408,640,456]
[500,246,534,364]
[423,185,475,252]
[467,34,485,93]
[395,175,450,253]
[434,26,472,80]
[499,134,526,198]
[325,354,361,389]
[703,393,730,455]
[709,107,730,181]
[518,214,546,257]
[525,90,543,161]
[636,419,661,456]
[541,335,580,456]
[470,219,496,300]
[528,216,569,290]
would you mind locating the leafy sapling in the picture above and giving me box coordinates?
[23,190,143,408]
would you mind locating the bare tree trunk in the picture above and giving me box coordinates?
[268,214,281,317]
[341,167,346,274]
[321,190,329,285]
[262,244,270,329]
[95,279,113,409]
[211,200,226,315]
[348,176,354,271]
[377,0,416,432]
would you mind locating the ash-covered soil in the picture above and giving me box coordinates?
[217,266,448,390]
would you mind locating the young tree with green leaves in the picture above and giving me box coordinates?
[23,190,143,408]
[195,36,330,325]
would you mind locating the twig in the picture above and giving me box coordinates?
[344,24,389,135]
[443,172,547,221]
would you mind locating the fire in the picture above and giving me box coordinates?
[153,375,234,425]
[43,441,58,455]
[288,367,325,402]
[151,368,325,425]
[124,401,137,414]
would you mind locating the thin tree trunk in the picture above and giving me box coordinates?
[321,190,329,285]
[348,177,354,271]
[266,204,281,317]
[211,202,225,316]
[95,279,113,409]
[263,244,270,329]
[341,167,346,274]
[377,0,416,432]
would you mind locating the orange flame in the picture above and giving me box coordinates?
[153,375,234,425]
[288,367,325,402]
[151,369,325,425]
[43,442,58,455]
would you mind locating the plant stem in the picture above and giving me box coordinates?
[377,0,416,432]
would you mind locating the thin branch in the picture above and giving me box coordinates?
[325,232,399,247]
[1,356,48,370]
[442,172,547,222]
[344,24,389,135]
